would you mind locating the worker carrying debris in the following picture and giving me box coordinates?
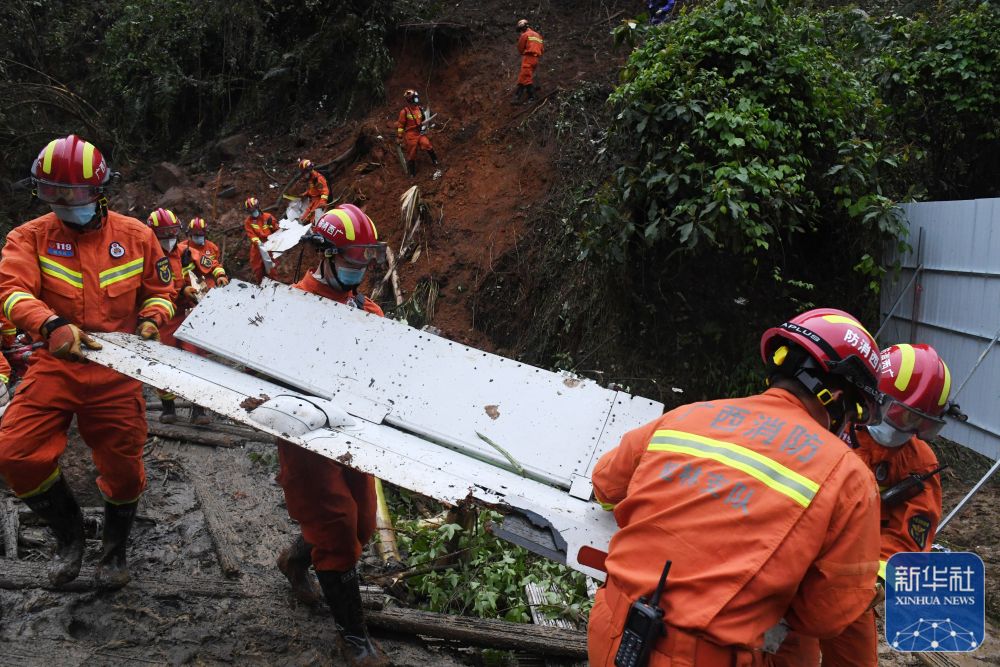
[145,208,210,426]
[243,196,280,283]
[588,308,883,667]
[0,135,175,589]
[514,19,544,104]
[179,217,229,288]
[773,343,963,667]
[396,89,440,178]
[296,158,329,225]
[274,203,389,667]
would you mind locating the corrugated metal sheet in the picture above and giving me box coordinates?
[880,198,1000,459]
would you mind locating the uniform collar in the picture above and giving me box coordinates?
[300,269,354,304]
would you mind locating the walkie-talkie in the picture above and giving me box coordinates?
[614,559,672,667]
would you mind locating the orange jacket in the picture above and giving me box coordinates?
[244,212,279,245]
[0,314,16,348]
[299,169,329,204]
[178,239,227,283]
[0,211,176,341]
[592,387,880,649]
[293,269,383,316]
[850,427,942,576]
[518,28,544,57]
[397,105,427,139]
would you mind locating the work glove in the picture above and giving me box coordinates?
[136,319,160,341]
[216,276,229,287]
[182,285,200,302]
[45,318,103,362]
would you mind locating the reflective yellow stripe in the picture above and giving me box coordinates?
[82,142,95,179]
[98,257,144,288]
[3,292,36,320]
[212,267,226,277]
[599,501,615,511]
[938,361,951,407]
[369,217,379,239]
[19,467,62,499]
[649,430,820,508]
[878,560,887,581]
[38,256,84,288]
[895,344,915,393]
[330,209,356,241]
[142,297,175,318]
[528,36,544,43]
[41,140,58,175]
[821,314,873,340]
[0,374,8,384]
[0,328,16,335]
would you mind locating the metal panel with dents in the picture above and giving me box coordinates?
[879,198,1000,459]
[176,280,663,493]
[263,199,313,257]
[85,333,626,579]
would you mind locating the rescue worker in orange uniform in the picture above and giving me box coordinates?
[0,135,175,589]
[179,217,229,289]
[0,314,18,349]
[514,19,544,104]
[145,209,207,425]
[772,343,958,667]
[244,196,280,283]
[274,203,388,667]
[588,309,883,667]
[297,158,329,225]
[396,89,440,178]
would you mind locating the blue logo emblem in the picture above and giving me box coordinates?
[885,551,984,652]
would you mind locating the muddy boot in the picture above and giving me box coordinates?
[428,150,439,167]
[525,84,536,103]
[277,535,323,606]
[190,404,211,426]
[511,84,525,104]
[407,160,416,178]
[20,475,85,586]
[159,398,177,424]
[94,500,138,589]
[316,569,389,667]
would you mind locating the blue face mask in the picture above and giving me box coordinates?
[160,238,178,253]
[251,210,260,219]
[867,421,911,448]
[51,202,98,226]
[333,266,366,289]
[191,235,206,245]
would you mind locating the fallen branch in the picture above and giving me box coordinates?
[365,606,587,658]
[146,421,249,448]
[2,497,19,559]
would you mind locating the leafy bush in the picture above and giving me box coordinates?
[586,0,903,272]
[395,507,592,624]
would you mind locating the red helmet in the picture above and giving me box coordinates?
[298,158,313,172]
[761,308,881,424]
[30,135,111,205]
[403,89,419,103]
[244,196,260,211]
[188,217,207,233]
[516,19,529,31]
[146,208,182,239]
[876,344,951,440]
[308,204,386,266]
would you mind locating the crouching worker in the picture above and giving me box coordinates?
[588,309,883,666]
[0,135,175,588]
[274,203,389,666]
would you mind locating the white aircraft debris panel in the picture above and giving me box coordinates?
[177,280,664,496]
[262,199,314,257]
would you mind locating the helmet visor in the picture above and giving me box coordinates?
[326,243,387,267]
[34,179,101,206]
[879,397,946,440]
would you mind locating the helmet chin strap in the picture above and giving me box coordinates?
[793,364,847,433]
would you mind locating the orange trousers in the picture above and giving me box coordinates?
[0,354,147,502]
[767,610,876,667]
[403,133,434,161]
[276,440,376,571]
[588,582,762,667]
[248,244,277,283]
[300,197,326,227]
[518,54,540,85]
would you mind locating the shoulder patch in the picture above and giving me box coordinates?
[109,241,126,258]
[156,257,172,284]
[908,514,932,550]
[200,253,215,268]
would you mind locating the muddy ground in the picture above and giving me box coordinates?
[2,0,999,664]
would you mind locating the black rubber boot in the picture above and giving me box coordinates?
[94,500,138,589]
[277,534,323,606]
[316,569,389,667]
[159,398,177,424]
[20,475,85,586]
[190,404,211,426]
[512,84,525,104]
[525,84,536,103]
[428,150,439,167]
[407,160,416,177]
